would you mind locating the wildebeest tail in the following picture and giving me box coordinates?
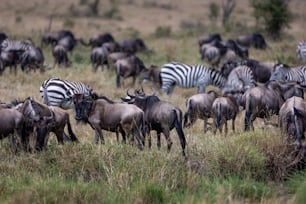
[116,63,121,88]
[215,102,222,128]
[244,93,251,131]
[183,99,192,127]
[173,109,187,156]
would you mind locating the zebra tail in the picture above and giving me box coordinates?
[42,86,49,105]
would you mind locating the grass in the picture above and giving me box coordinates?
[0,0,306,203]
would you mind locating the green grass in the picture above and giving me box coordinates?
[0,19,304,203]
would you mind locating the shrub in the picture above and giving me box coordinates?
[209,2,220,21]
[250,0,292,39]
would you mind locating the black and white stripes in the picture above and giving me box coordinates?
[1,39,33,52]
[160,62,226,94]
[270,64,306,86]
[39,77,93,109]
[296,41,306,63]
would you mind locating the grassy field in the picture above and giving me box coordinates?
[0,0,306,203]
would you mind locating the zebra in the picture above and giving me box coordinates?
[160,62,257,96]
[39,77,93,109]
[296,41,306,63]
[270,63,306,86]
[160,62,226,95]
[1,39,34,53]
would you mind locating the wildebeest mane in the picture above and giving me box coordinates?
[95,95,115,104]
[136,95,160,110]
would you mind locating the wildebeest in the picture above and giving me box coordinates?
[115,55,146,88]
[0,108,25,153]
[41,30,75,47]
[118,38,147,54]
[57,36,78,54]
[198,33,222,47]
[212,95,239,135]
[243,81,304,131]
[279,96,306,149]
[236,33,269,50]
[18,97,79,150]
[107,52,131,70]
[221,60,275,84]
[80,33,115,48]
[73,93,144,149]
[52,44,71,68]
[184,90,218,133]
[0,51,19,75]
[90,42,121,71]
[241,59,275,83]
[123,89,187,156]
[140,65,161,89]
[20,46,45,73]
[0,32,7,44]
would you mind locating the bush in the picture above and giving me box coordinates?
[250,0,292,39]
[209,2,219,22]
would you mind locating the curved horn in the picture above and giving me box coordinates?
[126,88,135,98]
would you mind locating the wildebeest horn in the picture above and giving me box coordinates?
[126,88,135,98]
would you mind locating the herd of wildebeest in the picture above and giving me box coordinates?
[0,29,306,160]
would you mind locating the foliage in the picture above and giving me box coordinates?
[209,2,220,22]
[250,0,292,39]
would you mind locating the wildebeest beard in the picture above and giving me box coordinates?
[75,99,93,123]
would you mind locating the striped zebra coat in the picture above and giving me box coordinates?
[160,62,226,95]
[222,65,257,94]
[270,64,306,87]
[1,39,33,53]
[39,77,93,109]
[296,41,306,63]
[160,62,257,95]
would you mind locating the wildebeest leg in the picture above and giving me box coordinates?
[94,127,105,144]
[213,119,217,135]
[132,76,136,87]
[203,118,208,133]
[232,117,236,133]
[224,121,228,136]
[54,130,64,145]
[133,128,144,150]
[9,134,17,154]
[156,132,161,149]
[35,127,48,151]
[162,129,172,152]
